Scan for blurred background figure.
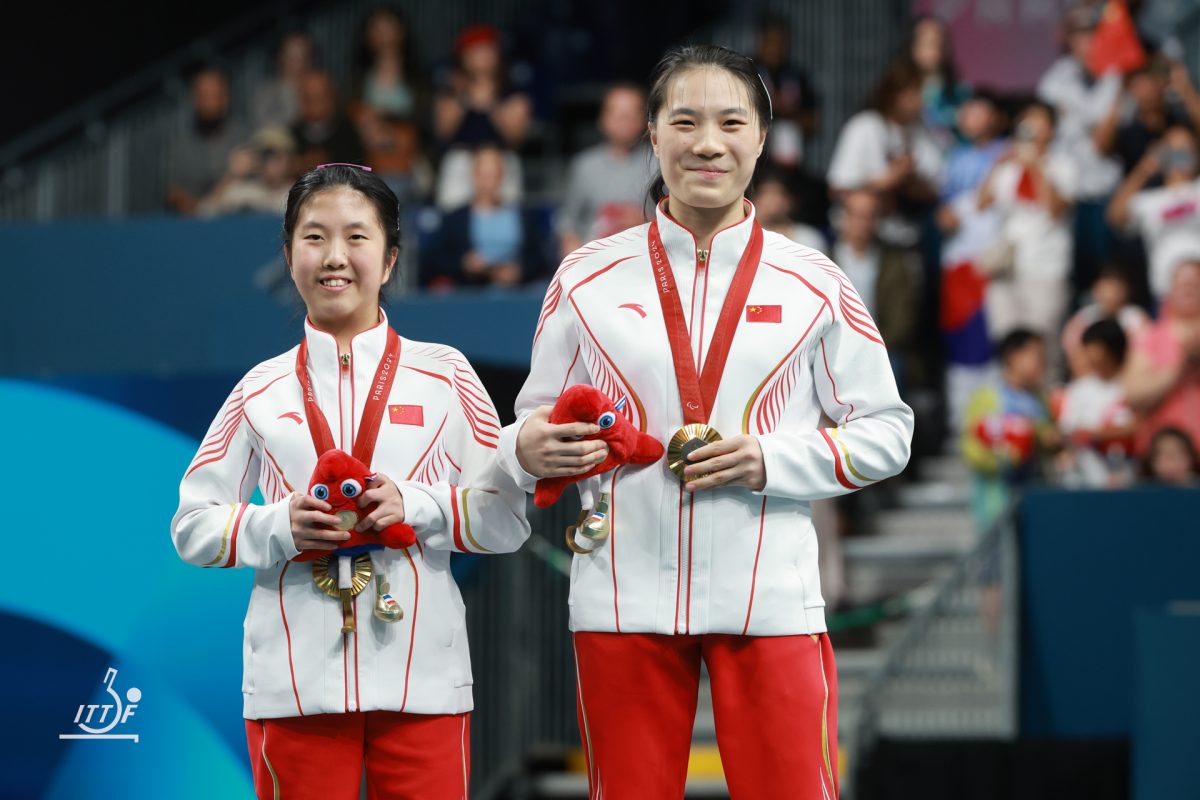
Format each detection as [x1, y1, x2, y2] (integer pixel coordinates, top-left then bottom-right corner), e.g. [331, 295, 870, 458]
[291, 69, 367, 172]
[196, 126, 297, 217]
[1095, 53, 1200, 176]
[1122, 258, 1200, 459]
[938, 90, 1007, 428]
[1060, 264, 1149, 379]
[751, 169, 827, 252]
[1056, 318, 1137, 488]
[252, 31, 315, 131]
[1140, 426, 1200, 486]
[828, 57, 943, 249]
[555, 83, 655, 258]
[753, 12, 820, 171]
[907, 15, 970, 148]
[355, 6, 424, 120]
[831, 189, 919, 381]
[423, 144, 544, 289]
[167, 67, 249, 215]
[433, 24, 530, 210]
[1107, 124, 1200, 303]
[978, 101, 1075, 349]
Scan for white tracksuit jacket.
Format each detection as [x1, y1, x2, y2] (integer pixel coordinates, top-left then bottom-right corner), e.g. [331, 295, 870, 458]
[172, 314, 529, 719]
[498, 202, 913, 636]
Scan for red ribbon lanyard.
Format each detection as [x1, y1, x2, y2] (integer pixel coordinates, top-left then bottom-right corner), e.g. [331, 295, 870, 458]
[295, 327, 402, 466]
[647, 217, 764, 425]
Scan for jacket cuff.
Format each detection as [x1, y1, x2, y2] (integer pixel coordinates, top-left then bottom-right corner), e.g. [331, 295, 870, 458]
[498, 413, 540, 493]
[396, 482, 446, 534]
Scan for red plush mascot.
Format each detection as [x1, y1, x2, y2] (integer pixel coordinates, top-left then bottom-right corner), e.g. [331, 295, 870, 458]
[294, 449, 417, 562]
[533, 385, 665, 507]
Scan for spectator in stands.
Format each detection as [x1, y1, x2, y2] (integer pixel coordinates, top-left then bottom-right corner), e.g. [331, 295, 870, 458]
[167, 67, 250, 215]
[830, 189, 919, 368]
[423, 145, 544, 288]
[751, 170, 827, 252]
[433, 24, 531, 210]
[358, 107, 428, 205]
[1057, 319, 1137, 488]
[291, 70, 367, 173]
[937, 90, 1008, 428]
[1123, 258, 1200, 458]
[1107, 124, 1200, 303]
[962, 329, 1059, 528]
[753, 13, 820, 170]
[196, 127, 297, 217]
[252, 31, 315, 131]
[1037, 4, 1123, 297]
[355, 7, 423, 120]
[827, 57, 942, 248]
[907, 15, 970, 147]
[556, 83, 655, 258]
[1061, 264, 1149, 378]
[977, 101, 1075, 345]
[1095, 54, 1200, 176]
[1140, 426, 1200, 486]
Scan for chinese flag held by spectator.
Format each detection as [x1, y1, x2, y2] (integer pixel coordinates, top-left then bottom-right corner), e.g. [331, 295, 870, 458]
[1088, 0, 1146, 76]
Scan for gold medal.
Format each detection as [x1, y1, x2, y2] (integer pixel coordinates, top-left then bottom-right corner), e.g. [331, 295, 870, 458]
[667, 424, 722, 481]
[373, 575, 404, 623]
[312, 554, 373, 598]
[334, 510, 358, 531]
[564, 493, 614, 555]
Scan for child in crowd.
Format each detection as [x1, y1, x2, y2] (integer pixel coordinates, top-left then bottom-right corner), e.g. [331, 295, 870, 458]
[1060, 264, 1149, 378]
[962, 329, 1059, 532]
[1141, 426, 1200, 487]
[1056, 319, 1137, 488]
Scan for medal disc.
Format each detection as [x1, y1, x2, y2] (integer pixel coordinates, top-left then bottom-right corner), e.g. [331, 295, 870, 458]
[312, 554, 373, 598]
[667, 424, 722, 481]
[334, 510, 358, 531]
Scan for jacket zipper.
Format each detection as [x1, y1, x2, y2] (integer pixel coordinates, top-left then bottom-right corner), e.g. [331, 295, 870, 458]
[338, 348, 357, 711]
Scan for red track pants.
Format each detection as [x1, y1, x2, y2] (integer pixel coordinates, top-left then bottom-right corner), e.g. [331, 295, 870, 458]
[573, 632, 838, 800]
[245, 711, 470, 800]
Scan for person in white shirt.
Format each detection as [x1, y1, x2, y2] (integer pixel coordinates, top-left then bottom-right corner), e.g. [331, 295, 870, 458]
[1057, 319, 1137, 488]
[1107, 124, 1200, 302]
[978, 100, 1076, 343]
[499, 45, 913, 800]
[827, 57, 943, 248]
[172, 164, 529, 800]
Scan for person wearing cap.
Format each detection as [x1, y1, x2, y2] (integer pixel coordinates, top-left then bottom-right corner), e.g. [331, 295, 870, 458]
[198, 127, 300, 217]
[432, 24, 531, 210]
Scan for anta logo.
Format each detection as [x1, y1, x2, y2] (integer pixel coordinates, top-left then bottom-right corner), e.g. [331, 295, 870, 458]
[618, 303, 647, 318]
[278, 411, 303, 424]
[60, 668, 142, 743]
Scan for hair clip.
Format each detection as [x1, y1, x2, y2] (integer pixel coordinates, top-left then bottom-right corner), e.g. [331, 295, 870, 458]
[316, 162, 373, 172]
[755, 70, 775, 122]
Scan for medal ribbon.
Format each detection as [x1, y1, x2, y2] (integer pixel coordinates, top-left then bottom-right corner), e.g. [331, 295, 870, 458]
[295, 326, 402, 466]
[647, 215, 764, 425]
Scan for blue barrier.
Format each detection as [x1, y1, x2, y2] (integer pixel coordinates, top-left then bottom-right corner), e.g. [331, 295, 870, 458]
[0, 214, 546, 377]
[1019, 487, 1200, 738]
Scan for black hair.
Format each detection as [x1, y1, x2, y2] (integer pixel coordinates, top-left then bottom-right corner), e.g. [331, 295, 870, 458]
[643, 44, 773, 214]
[995, 327, 1044, 362]
[282, 165, 401, 296]
[355, 7, 421, 99]
[1141, 426, 1200, 480]
[1018, 98, 1057, 129]
[867, 57, 924, 116]
[1096, 262, 1132, 284]
[1081, 318, 1128, 365]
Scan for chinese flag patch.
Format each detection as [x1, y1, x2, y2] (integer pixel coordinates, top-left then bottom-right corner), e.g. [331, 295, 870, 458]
[389, 404, 424, 426]
[745, 304, 782, 323]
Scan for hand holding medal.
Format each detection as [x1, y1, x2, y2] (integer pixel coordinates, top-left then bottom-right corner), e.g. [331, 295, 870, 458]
[678, 433, 767, 493]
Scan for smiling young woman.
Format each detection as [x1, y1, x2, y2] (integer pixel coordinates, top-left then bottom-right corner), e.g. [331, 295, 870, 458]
[172, 164, 530, 800]
[499, 46, 914, 799]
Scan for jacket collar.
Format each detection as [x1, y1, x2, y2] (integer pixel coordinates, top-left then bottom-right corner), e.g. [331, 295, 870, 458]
[654, 198, 758, 279]
[302, 309, 391, 374]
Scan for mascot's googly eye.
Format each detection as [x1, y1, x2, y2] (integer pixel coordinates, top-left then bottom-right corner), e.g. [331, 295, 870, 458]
[597, 411, 617, 429]
[312, 484, 330, 501]
[340, 479, 363, 498]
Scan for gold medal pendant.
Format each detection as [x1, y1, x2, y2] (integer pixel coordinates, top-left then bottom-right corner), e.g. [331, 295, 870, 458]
[373, 575, 404, 623]
[667, 424, 722, 481]
[312, 554, 373, 632]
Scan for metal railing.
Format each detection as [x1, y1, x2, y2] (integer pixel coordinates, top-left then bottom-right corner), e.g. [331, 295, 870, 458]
[843, 497, 1021, 799]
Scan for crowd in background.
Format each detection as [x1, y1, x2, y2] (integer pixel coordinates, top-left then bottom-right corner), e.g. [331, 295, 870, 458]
[164, 3, 1200, 522]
